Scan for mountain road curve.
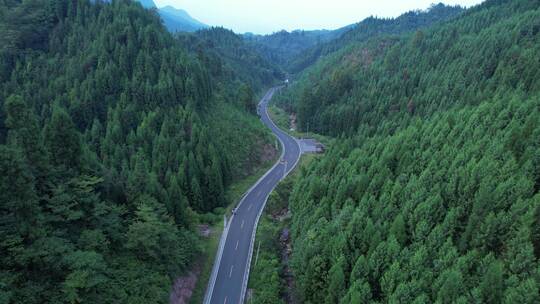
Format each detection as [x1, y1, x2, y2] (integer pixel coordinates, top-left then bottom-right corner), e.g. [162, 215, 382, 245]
[204, 87, 301, 304]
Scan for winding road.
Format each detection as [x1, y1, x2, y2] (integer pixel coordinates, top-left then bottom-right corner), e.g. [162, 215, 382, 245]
[204, 87, 301, 304]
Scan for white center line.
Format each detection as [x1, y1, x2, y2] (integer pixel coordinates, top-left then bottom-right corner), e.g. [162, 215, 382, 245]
[241, 220, 245, 229]
[247, 204, 252, 211]
[223, 296, 227, 304]
[235, 240, 239, 250]
[229, 265, 234, 278]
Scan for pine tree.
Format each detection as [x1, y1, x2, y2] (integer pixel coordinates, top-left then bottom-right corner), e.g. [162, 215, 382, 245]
[43, 105, 82, 173]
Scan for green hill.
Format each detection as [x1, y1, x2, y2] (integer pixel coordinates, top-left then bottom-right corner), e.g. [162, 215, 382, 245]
[0, 0, 277, 302]
[287, 3, 464, 74]
[244, 27, 350, 69]
[268, 0, 540, 303]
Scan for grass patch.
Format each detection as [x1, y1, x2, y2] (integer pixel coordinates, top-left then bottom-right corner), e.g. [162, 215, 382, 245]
[189, 223, 223, 304]
[267, 105, 291, 133]
[267, 106, 332, 146]
[224, 157, 279, 216]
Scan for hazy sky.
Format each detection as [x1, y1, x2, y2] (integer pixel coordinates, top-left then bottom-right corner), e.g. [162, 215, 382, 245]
[154, 0, 484, 34]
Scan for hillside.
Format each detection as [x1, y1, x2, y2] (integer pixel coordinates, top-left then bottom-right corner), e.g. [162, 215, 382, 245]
[178, 27, 284, 91]
[286, 3, 464, 74]
[244, 27, 350, 70]
[0, 0, 276, 302]
[278, 0, 539, 136]
[266, 0, 540, 303]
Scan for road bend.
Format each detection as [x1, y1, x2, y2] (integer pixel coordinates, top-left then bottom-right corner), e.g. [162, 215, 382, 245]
[204, 87, 301, 304]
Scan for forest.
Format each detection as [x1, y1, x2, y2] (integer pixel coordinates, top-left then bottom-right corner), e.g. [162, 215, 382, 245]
[0, 0, 280, 302]
[284, 3, 464, 75]
[1, 0, 540, 303]
[244, 29, 347, 71]
[267, 0, 540, 303]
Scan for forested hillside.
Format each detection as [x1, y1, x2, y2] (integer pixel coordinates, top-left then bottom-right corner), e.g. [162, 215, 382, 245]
[273, 0, 540, 303]
[244, 28, 349, 70]
[178, 27, 284, 94]
[0, 0, 277, 302]
[279, 0, 540, 136]
[285, 3, 464, 74]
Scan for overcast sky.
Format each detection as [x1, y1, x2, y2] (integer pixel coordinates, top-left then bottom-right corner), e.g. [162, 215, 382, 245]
[154, 0, 484, 34]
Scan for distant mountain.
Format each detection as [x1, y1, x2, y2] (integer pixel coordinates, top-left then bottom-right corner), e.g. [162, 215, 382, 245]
[133, 1, 207, 32]
[136, 0, 156, 9]
[158, 5, 208, 32]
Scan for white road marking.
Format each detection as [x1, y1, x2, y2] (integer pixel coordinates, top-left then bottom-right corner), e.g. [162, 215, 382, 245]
[241, 220, 245, 229]
[223, 296, 227, 304]
[229, 265, 234, 278]
[247, 204, 252, 211]
[235, 240, 239, 251]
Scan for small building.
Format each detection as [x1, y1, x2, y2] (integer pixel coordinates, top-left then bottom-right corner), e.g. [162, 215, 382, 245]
[299, 138, 325, 154]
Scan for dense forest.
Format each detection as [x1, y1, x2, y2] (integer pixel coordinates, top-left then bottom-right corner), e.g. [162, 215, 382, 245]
[270, 0, 540, 303]
[283, 3, 464, 75]
[0, 0, 279, 302]
[178, 27, 284, 93]
[277, 0, 540, 136]
[2, 0, 540, 303]
[244, 28, 349, 70]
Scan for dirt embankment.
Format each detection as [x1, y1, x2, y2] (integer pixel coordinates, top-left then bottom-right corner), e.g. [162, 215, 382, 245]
[261, 142, 279, 164]
[170, 270, 200, 304]
[271, 208, 297, 304]
[169, 225, 212, 304]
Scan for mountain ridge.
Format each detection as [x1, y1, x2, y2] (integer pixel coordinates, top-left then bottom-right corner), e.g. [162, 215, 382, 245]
[158, 5, 208, 32]
[132, 0, 208, 32]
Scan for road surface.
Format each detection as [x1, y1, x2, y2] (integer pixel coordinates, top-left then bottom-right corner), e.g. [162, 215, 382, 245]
[204, 87, 301, 304]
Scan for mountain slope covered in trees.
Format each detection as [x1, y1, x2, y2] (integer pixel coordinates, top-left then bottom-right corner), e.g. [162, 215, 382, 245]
[244, 28, 350, 70]
[270, 0, 540, 303]
[0, 0, 278, 302]
[283, 3, 464, 74]
[178, 27, 284, 94]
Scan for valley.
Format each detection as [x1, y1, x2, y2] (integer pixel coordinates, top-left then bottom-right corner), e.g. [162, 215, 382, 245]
[0, 1, 539, 304]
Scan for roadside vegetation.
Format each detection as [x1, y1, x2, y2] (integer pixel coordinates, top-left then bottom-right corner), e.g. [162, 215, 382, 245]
[248, 155, 318, 303]
[267, 104, 331, 147]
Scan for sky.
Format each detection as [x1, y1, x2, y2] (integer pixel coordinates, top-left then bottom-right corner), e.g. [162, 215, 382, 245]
[154, 0, 484, 34]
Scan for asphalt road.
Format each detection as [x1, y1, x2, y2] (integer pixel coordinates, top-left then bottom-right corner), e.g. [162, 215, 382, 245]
[205, 87, 301, 304]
